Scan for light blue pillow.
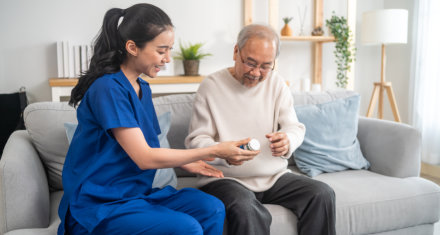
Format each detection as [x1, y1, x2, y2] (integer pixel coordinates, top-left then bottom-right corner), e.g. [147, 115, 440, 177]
[293, 95, 370, 177]
[152, 112, 177, 189]
[64, 122, 77, 144]
[63, 111, 176, 189]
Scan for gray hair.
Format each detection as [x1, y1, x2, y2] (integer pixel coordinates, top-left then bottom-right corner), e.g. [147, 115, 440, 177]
[236, 24, 280, 58]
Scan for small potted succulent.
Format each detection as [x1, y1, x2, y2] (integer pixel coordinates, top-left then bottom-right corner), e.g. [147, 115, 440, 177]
[174, 41, 212, 76]
[281, 17, 293, 36]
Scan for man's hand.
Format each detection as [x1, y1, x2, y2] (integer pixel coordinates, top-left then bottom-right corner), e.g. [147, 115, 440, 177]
[180, 160, 224, 178]
[266, 132, 290, 157]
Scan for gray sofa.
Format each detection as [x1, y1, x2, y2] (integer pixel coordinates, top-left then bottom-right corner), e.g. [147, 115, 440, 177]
[1, 91, 439, 235]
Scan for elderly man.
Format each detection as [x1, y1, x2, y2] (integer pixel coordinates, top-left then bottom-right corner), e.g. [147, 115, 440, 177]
[185, 24, 336, 235]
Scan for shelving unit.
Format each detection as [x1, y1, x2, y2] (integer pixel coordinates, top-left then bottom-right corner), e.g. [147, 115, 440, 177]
[49, 75, 205, 102]
[280, 36, 334, 42]
[244, 0, 354, 87]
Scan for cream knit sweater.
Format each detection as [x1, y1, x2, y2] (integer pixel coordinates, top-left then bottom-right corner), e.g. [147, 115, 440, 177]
[185, 68, 305, 192]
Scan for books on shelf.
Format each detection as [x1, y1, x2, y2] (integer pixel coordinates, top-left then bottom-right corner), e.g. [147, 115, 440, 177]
[56, 41, 92, 78]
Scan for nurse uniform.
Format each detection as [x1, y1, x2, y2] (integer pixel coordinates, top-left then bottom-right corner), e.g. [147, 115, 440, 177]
[57, 70, 225, 235]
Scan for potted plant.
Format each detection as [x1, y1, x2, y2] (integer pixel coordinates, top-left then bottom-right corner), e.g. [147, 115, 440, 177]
[174, 41, 212, 76]
[281, 17, 293, 36]
[325, 13, 356, 88]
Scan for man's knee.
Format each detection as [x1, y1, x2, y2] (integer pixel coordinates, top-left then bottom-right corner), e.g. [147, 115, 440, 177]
[310, 181, 335, 204]
[229, 197, 271, 222]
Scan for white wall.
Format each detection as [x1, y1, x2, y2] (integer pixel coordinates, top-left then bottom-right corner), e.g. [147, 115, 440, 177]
[355, 0, 414, 123]
[0, 0, 243, 102]
[0, 0, 415, 124]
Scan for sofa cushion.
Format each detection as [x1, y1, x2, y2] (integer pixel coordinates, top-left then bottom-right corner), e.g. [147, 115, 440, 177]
[292, 90, 358, 106]
[293, 95, 370, 177]
[153, 94, 196, 150]
[153, 94, 197, 177]
[24, 102, 76, 191]
[315, 170, 440, 235]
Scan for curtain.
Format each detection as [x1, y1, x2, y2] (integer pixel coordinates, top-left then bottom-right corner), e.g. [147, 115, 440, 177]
[410, 0, 440, 165]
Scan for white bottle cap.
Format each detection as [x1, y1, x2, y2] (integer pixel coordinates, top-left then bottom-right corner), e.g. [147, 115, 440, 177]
[248, 139, 260, 151]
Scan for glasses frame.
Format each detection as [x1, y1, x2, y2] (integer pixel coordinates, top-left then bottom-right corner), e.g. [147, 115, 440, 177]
[238, 49, 275, 74]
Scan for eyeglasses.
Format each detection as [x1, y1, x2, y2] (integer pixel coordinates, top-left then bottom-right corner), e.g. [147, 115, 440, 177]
[238, 49, 275, 73]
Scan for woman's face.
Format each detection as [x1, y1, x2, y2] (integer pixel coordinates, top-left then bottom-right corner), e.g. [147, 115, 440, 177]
[135, 28, 174, 78]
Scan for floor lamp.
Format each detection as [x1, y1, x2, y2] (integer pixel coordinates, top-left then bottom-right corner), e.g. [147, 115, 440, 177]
[361, 9, 408, 122]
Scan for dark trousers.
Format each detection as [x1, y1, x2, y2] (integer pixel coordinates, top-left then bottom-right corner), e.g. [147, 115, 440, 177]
[200, 173, 336, 235]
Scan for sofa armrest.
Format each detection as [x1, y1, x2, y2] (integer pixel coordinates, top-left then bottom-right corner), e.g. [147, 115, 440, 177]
[0, 131, 50, 234]
[357, 117, 421, 178]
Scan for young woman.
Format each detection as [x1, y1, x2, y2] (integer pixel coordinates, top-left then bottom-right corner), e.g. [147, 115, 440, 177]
[58, 4, 258, 235]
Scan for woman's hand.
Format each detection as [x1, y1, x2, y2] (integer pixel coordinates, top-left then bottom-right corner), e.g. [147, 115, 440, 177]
[214, 138, 260, 165]
[180, 160, 224, 178]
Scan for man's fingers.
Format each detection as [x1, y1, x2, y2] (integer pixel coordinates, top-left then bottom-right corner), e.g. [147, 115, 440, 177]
[267, 132, 286, 142]
[270, 139, 288, 148]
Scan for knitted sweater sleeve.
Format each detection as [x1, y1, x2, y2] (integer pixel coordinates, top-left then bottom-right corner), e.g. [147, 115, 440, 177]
[184, 79, 230, 167]
[275, 79, 306, 159]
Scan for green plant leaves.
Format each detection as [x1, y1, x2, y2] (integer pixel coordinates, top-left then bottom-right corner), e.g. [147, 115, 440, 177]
[326, 12, 356, 88]
[174, 41, 212, 61]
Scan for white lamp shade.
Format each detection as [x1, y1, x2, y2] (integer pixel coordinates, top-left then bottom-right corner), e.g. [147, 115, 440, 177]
[361, 9, 408, 45]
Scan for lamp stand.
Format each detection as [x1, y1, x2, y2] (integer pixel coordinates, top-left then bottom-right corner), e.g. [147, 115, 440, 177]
[366, 44, 401, 122]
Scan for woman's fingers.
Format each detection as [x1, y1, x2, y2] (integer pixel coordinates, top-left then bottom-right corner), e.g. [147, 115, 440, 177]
[234, 138, 251, 147]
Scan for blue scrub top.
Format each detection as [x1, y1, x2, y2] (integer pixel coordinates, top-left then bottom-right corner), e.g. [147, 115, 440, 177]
[58, 70, 165, 234]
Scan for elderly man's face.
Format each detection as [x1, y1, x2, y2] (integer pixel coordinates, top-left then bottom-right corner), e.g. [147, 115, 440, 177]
[233, 38, 276, 88]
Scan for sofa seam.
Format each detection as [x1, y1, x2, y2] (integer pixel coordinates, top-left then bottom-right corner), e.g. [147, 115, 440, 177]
[368, 222, 437, 235]
[338, 191, 440, 209]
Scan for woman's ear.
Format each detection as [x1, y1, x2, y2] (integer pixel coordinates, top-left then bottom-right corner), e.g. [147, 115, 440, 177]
[126, 40, 138, 57]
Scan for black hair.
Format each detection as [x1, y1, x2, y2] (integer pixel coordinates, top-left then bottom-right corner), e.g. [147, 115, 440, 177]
[69, 3, 173, 107]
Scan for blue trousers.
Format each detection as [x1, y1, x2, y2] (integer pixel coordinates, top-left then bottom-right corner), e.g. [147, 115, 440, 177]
[66, 187, 225, 235]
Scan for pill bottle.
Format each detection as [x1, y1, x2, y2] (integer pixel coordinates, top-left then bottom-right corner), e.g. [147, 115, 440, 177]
[240, 138, 260, 151]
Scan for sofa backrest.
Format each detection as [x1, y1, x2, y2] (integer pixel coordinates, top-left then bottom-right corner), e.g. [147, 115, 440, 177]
[23, 90, 358, 189]
[24, 102, 76, 191]
[152, 90, 359, 152]
[153, 94, 196, 150]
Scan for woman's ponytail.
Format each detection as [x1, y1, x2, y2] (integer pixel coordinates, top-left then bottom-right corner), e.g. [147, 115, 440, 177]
[69, 4, 173, 107]
[69, 8, 125, 107]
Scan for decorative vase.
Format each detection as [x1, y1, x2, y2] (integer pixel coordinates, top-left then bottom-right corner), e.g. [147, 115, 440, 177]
[183, 60, 200, 76]
[281, 23, 293, 36]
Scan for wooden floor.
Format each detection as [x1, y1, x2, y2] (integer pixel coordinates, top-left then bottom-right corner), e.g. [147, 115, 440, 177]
[421, 162, 440, 186]
[421, 174, 440, 185]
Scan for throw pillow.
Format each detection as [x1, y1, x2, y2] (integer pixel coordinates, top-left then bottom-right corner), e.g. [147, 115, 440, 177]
[63, 111, 177, 188]
[293, 95, 370, 177]
[152, 112, 177, 189]
[64, 122, 77, 144]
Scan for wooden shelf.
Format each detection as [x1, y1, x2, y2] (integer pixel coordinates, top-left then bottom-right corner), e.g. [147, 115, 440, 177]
[49, 75, 205, 87]
[280, 36, 335, 42]
[244, 0, 333, 85]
